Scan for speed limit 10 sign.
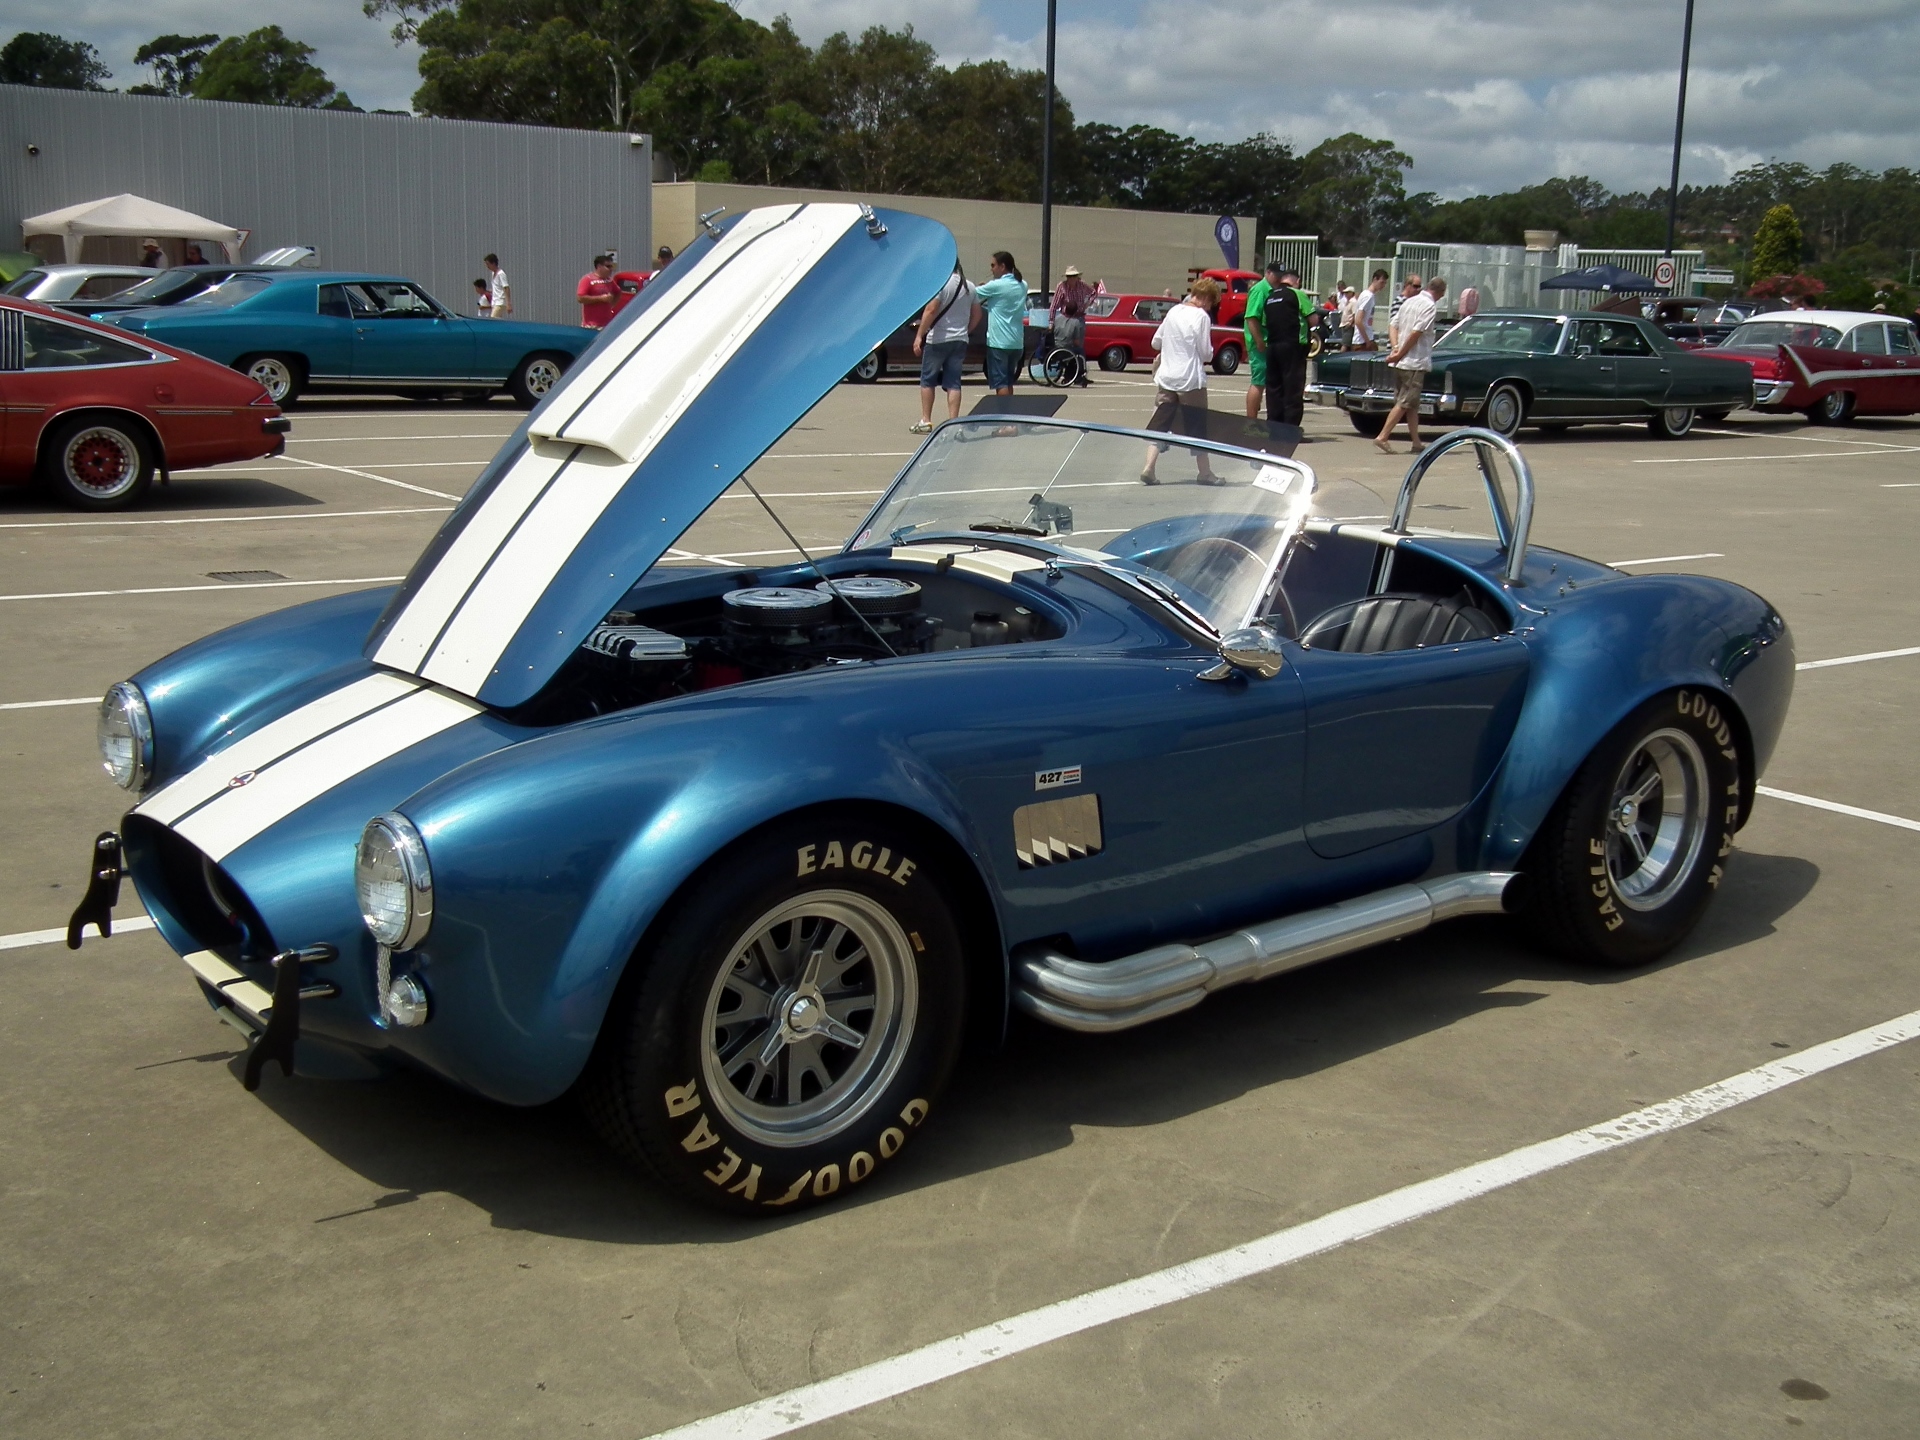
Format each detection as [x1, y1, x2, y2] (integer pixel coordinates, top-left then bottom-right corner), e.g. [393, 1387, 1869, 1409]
[1654, 258, 1677, 288]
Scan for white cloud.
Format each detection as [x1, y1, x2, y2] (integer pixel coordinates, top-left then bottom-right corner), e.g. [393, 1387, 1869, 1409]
[12, 0, 1916, 193]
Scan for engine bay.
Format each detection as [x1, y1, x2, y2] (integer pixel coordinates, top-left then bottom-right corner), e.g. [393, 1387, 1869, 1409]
[513, 565, 1064, 724]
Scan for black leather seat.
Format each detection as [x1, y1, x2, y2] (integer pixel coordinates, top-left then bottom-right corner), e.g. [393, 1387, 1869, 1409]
[1299, 590, 1498, 653]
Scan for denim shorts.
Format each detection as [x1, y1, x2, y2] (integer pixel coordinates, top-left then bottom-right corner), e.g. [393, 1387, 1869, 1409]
[919, 339, 966, 391]
[984, 346, 1021, 390]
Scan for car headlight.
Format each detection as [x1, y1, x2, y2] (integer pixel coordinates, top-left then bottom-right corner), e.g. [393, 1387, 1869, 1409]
[97, 681, 154, 791]
[355, 812, 433, 951]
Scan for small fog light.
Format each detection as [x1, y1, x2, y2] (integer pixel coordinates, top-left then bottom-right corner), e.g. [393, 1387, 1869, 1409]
[384, 974, 430, 1028]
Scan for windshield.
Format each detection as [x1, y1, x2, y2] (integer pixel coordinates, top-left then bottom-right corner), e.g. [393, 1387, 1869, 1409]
[1727, 319, 1842, 349]
[1435, 316, 1565, 354]
[114, 269, 218, 304]
[850, 417, 1380, 631]
[177, 275, 274, 309]
[2, 269, 48, 297]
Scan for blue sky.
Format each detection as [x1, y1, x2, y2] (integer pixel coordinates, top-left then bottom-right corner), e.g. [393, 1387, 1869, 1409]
[11, 1, 1918, 199]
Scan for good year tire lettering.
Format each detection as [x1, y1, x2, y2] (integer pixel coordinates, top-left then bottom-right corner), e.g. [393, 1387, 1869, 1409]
[664, 1083, 931, 1207]
[796, 840, 917, 886]
[1677, 689, 1739, 759]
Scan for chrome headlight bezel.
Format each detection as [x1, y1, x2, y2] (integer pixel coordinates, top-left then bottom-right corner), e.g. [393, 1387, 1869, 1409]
[354, 811, 434, 952]
[97, 681, 154, 791]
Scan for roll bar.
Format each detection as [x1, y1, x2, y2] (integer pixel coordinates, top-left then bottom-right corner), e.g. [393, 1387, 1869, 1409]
[1387, 427, 1535, 586]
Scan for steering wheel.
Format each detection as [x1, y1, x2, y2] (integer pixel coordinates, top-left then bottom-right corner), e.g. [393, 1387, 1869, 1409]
[1159, 537, 1269, 630]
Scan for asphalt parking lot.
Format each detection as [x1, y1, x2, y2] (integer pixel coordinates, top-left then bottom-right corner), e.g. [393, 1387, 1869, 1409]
[3, 373, 1918, 1438]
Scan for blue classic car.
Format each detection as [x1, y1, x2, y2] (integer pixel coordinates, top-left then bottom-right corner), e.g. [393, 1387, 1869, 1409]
[70, 206, 1794, 1214]
[103, 270, 596, 406]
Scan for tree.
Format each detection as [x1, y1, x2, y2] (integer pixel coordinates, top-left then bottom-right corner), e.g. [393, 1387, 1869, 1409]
[190, 27, 357, 108]
[0, 31, 111, 89]
[129, 34, 220, 97]
[1748, 203, 1804, 281]
[1298, 133, 1412, 251]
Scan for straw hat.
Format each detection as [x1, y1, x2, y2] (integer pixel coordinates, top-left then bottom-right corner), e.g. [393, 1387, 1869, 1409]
[1063, 265, 1081, 276]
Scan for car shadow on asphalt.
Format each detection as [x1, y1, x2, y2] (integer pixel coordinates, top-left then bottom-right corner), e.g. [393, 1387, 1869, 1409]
[0, 477, 323, 516]
[236, 847, 1818, 1242]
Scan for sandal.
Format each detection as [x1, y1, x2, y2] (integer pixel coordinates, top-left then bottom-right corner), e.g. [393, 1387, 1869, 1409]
[1139, 471, 1159, 485]
[909, 420, 933, 434]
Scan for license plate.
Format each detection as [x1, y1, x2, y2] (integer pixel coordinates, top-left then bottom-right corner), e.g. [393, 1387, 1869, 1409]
[1418, 400, 1436, 416]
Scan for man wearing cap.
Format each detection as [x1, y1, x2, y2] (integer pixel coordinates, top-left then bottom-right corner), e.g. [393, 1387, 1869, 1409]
[1049, 265, 1094, 385]
[1262, 266, 1315, 426]
[139, 239, 165, 268]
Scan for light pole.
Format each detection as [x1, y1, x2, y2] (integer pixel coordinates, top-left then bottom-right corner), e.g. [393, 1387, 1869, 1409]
[1664, 0, 1696, 257]
[1039, 0, 1057, 299]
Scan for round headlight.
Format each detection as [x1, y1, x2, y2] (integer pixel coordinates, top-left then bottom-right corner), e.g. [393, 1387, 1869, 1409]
[97, 681, 153, 791]
[354, 812, 433, 951]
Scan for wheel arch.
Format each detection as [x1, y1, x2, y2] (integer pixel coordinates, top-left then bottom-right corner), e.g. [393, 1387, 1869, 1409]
[34, 405, 165, 476]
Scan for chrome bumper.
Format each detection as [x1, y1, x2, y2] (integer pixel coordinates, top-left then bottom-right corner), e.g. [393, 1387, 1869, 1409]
[1013, 872, 1520, 1033]
[1752, 380, 1792, 406]
[182, 949, 275, 1030]
[1313, 385, 1476, 419]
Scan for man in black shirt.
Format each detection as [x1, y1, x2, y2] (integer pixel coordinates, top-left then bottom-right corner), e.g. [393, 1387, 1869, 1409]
[1263, 267, 1311, 426]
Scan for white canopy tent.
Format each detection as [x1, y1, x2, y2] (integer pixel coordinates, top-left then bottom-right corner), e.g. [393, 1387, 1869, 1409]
[21, 193, 247, 264]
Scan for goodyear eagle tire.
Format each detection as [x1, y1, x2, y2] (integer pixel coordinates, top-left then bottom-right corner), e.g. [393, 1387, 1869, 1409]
[583, 817, 966, 1214]
[1523, 689, 1743, 968]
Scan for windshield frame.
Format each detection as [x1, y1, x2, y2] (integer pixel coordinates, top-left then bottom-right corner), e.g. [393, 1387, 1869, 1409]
[846, 413, 1325, 637]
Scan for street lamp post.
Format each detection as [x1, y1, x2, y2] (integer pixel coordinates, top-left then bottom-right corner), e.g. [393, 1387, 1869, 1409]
[1664, 0, 1696, 257]
[1039, 0, 1057, 299]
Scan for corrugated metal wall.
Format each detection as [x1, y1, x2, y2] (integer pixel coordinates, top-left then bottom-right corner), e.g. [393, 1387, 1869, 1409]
[0, 86, 651, 326]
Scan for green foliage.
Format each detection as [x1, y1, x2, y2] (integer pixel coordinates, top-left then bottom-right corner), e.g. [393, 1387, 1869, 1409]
[129, 34, 219, 97]
[0, 31, 111, 89]
[192, 27, 357, 109]
[1298, 134, 1413, 251]
[1748, 203, 1803, 279]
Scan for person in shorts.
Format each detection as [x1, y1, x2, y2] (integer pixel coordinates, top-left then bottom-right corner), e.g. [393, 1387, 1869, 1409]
[910, 264, 979, 433]
[974, 251, 1028, 397]
[1242, 263, 1277, 418]
[1140, 277, 1221, 485]
[1376, 277, 1445, 453]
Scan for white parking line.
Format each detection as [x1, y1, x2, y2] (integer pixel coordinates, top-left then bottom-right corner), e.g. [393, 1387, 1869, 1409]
[1697, 428, 1917, 450]
[0, 506, 451, 530]
[1636, 447, 1920, 465]
[0, 696, 95, 711]
[643, 1005, 1920, 1440]
[285, 433, 515, 444]
[1608, 552, 1724, 567]
[0, 915, 154, 951]
[0, 576, 403, 603]
[275, 455, 462, 501]
[1798, 645, 1920, 670]
[1756, 785, 1920, 833]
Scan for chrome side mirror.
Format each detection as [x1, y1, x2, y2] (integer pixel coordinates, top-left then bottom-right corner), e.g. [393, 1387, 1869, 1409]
[1199, 625, 1287, 681]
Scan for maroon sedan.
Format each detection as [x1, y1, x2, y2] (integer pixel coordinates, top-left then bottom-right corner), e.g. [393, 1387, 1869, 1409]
[0, 296, 289, 510]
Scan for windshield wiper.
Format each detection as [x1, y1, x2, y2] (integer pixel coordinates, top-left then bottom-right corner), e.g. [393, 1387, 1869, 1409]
[970, 521, 1047, 536]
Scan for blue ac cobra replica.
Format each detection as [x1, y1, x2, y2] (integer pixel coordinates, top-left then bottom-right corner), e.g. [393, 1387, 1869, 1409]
[71, 205, 1794, 1214]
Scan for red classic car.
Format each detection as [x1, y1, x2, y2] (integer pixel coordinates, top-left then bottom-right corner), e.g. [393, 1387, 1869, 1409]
[0, 297, 288, 510]
[1714, 310, 1920, 423]
[1085, 294, 1247, 376]
[1196, 268, 1263, 328]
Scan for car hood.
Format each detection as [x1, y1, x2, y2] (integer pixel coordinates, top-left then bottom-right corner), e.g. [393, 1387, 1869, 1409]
[361, 203, 956, 709]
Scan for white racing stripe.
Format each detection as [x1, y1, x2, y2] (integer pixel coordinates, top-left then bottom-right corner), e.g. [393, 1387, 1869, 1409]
[1, 916, 155, 951]
[137, 672, 423, 826]
[643, 1006, 1920, 1440]
[1756, 785, 1920, 833]
[377, 203, 866, 698]
[176, 684, 481, 860]
[372, 440, 576, 670]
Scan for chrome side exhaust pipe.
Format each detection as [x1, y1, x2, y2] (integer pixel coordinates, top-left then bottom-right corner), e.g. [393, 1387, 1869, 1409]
[1012, 872, 1520, 1033]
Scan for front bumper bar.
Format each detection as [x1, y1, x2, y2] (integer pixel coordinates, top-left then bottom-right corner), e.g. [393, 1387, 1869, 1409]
[1310, 384, 1476, 420]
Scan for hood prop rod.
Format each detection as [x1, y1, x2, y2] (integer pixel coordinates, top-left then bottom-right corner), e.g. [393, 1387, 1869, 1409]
[736, 475, 897, 658]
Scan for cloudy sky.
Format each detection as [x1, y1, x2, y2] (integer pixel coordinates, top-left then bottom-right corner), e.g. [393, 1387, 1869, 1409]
[13, 0, 1918, 198]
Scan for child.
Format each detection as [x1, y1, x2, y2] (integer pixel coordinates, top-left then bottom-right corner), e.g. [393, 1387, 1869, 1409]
[473, 279, 491, 319]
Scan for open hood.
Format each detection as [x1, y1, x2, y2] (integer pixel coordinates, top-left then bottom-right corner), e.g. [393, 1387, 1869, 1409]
[363, 204, 957, 708]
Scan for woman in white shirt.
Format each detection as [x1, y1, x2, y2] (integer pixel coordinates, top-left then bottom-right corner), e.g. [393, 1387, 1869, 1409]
[1141, 278, 1220, 484]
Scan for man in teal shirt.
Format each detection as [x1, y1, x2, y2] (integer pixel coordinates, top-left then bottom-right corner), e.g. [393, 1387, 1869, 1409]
[1241, 270, 1273, 418]
[975, 251, 1029, 396]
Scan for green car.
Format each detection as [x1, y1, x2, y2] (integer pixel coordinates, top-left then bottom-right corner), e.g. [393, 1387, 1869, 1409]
[1311, 312, 1755, 439]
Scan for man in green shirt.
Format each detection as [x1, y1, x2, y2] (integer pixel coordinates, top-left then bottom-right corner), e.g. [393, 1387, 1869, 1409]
[1242, 269, 1274, 418]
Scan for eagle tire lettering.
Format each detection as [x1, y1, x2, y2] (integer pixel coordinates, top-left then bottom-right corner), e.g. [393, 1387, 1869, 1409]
[1532, 689, 1744, 967]
[797, 839, 918, 886]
